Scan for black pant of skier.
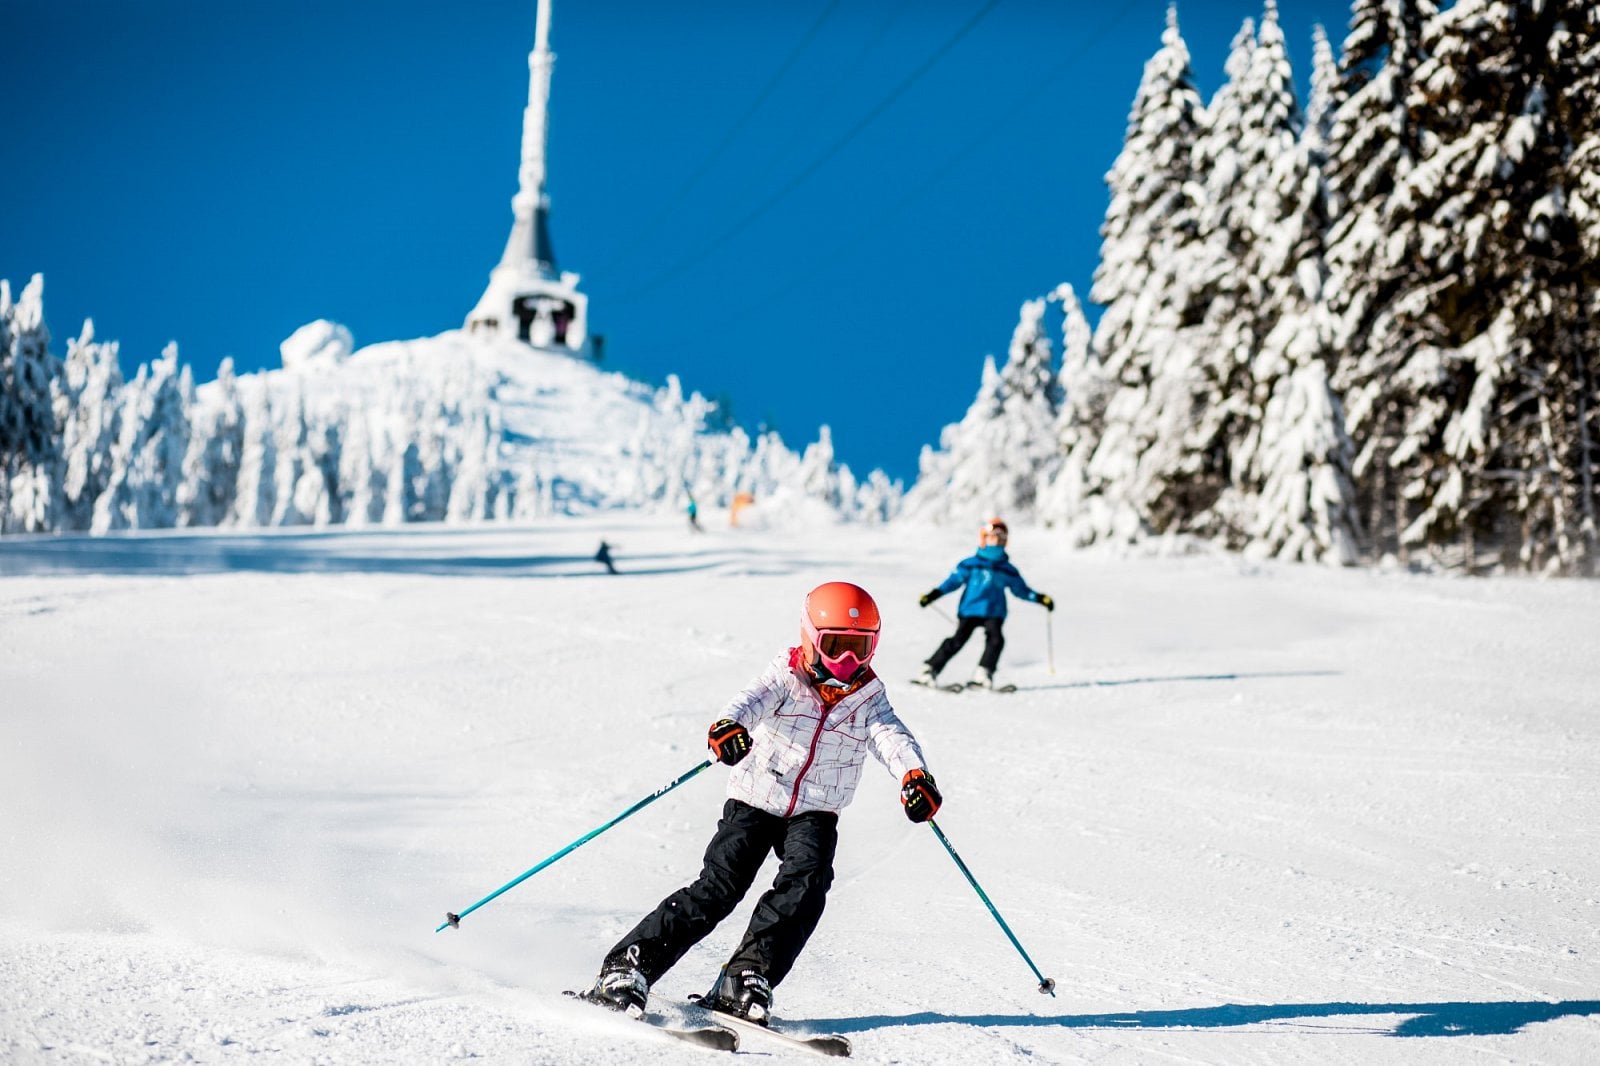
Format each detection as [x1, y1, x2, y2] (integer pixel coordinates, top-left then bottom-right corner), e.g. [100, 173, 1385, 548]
[599, 799, 837, 1006]
[925, 616, 1006, 678]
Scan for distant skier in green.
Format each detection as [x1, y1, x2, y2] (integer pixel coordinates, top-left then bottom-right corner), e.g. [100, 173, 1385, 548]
[914, 517, 1053, 690]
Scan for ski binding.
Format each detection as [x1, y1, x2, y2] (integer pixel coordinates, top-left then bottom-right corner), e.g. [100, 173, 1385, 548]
[565, 989, 738, 1051]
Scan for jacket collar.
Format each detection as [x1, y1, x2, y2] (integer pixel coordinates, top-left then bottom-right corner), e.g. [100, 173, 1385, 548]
[786, 646, 882, 709]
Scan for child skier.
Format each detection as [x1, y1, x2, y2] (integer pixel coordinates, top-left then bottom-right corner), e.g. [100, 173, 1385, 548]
[915, 517, 1053, 689]
[584, 581, 942, 1023]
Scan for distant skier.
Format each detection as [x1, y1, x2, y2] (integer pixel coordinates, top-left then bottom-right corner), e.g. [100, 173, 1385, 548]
[687, 494, 704, 533]
[915, 518, 1053, 690]
[594, 540, 618, 575]
[583, 581, 941, 1023]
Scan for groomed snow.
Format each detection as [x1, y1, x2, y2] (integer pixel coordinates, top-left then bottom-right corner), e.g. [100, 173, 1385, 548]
[3, 517, 1598, 1064]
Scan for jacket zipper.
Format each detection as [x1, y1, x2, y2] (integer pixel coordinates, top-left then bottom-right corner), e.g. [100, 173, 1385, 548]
[783, 704, 832, 818]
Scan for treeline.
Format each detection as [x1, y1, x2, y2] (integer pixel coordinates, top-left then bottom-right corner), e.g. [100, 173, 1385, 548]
[910, 0, 1599, 575]
[0, 282, 897, 535]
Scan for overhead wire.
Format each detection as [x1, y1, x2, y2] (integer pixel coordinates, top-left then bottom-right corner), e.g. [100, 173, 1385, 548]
[610, 0, 1006, 305]
[660, 1, 1142, 335]
[738, 0, 914, 196]
[591, 0, 844, 277]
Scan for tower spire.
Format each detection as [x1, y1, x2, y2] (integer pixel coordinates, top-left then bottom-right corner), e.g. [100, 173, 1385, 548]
[503, 0, 557, 275]
[466, 0, 591, 354]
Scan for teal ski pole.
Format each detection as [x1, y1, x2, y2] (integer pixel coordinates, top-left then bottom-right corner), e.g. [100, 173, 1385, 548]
[929, 819, 1056, 996]
[437, 759, 715, 933]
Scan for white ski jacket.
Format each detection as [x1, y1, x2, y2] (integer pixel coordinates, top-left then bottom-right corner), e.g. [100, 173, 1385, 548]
[721, 647, 930, 818]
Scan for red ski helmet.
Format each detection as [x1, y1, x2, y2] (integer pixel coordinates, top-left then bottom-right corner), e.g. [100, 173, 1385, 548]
[980, 517, 1009, 545]
[800, 581, 881, 682]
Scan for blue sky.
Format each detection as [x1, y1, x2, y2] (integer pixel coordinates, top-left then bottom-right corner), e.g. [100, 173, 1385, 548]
[4, 0, 1346, 484]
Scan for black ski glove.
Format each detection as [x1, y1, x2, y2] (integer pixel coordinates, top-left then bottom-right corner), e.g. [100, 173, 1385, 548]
[1038, 593, 1055, 611]
[708, 719, 752, 766]
[900, 768, 942, 823]
[918, 589, 943, 608]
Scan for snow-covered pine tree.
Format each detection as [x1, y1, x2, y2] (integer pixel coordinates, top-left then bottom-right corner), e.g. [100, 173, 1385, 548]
[1037, 283, 1104, 531]
[92, 343, 193, 532]
[1381, 0, 1600, 572]
[1324, 0, 1436, 559]
[177, 357, 245, 527]
[1231, 11, 1360, 564]
[1304, 24, 1339, 165]
[230, 382, 277, 528]
[1093, 16, 1261, 546]
[270, 390, 314, 526]
[1064, 9, 1212, 548]
[268, 389, 345, 526]
[446, 406, 499, 523]
[1180, 5, 1314, 547]
[1576, 17, 1600, 266]
[1571, 5, 1600, 564]
[337, 406, 381, 526]
[902, 297, 1059, 523]
[0, 275, 63, 533]
[54, 321, 125, 531]
[1090, 5, 1208, 394]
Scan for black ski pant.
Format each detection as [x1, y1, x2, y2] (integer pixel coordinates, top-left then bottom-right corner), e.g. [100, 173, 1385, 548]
[606, 798, 838, 988]
[927, 615, 1006, 674]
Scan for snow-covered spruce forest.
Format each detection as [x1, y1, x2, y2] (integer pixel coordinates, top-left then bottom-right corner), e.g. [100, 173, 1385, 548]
[5, 0, 1600, 575]
[0, 295, 897, 536]
[910, 0, 1600, 576]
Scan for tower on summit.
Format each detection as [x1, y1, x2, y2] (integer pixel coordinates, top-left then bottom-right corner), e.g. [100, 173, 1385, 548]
[466, 0, 594, 356]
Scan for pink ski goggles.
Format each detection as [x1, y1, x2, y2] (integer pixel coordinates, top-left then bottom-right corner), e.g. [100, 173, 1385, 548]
[805, 625, 878, 680]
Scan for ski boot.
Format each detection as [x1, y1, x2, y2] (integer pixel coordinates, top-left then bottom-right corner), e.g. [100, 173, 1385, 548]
[709, 967, 773, 1025]
[968, 665, 995, 690]
[913, 663, 939, 687]
[588, 947, 650, 1016]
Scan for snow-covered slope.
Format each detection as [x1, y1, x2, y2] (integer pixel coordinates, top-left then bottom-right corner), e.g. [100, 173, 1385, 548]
[3, 520, 1598, 1063]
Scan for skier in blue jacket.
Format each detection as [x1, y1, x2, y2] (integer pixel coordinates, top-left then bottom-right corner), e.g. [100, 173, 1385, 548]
[914, 518, 1053, 689]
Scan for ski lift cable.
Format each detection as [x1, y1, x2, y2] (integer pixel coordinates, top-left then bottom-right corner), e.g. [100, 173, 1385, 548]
[591, 0, 845, 277]
[679, 1, 1142, 334]
[611, 0, 1005, 306]
[738, 0, 915, 197]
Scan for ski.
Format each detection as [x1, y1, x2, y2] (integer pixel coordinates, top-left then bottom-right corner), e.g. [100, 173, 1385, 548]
[688, 994, 852, 1058]
[564, 990, 739, 1052]
[922, 681, 1019, 694]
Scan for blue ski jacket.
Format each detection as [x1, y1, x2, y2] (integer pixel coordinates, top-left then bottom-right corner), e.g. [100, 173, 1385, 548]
[934, 546, 1043, 619]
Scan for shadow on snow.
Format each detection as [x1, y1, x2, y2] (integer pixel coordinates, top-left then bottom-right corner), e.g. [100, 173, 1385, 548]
[0, 531, 731, 579]
[1027, 669, 1340, 690]
[811, 1000, 1600, 1039]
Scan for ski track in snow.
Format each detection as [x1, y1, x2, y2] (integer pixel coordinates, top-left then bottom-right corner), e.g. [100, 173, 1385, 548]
[3, 517, 1599, 1064]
